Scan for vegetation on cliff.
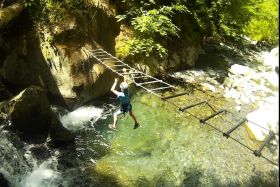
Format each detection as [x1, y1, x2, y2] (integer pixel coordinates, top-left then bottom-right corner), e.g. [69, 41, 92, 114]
[112, 0, 278, 57]
[21, 0, 279, 58]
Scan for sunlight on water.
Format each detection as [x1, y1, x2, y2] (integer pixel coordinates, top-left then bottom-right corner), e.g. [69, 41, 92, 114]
[60, 106, 103, 131]
[94, 91, 278, 186]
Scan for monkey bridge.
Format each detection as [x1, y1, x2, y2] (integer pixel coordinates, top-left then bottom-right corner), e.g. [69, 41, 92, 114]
[82, 47, 279, 167]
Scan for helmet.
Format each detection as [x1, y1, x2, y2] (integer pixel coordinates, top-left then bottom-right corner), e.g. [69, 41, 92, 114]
[120, 82, 128, 91]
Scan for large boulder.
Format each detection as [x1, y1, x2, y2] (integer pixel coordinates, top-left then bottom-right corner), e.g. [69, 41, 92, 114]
[0, 86, 74, 143]
[5, 86, 51, 141]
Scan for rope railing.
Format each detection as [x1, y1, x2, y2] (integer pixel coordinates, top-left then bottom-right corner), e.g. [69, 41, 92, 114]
[82, 47, 279, 167]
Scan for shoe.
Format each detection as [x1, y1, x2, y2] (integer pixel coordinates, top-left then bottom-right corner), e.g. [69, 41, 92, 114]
[133, 122, 141, 129]
[109, 124, 117, 130]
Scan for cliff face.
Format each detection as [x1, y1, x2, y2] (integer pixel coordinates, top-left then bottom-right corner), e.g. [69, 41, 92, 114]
[35, 2, 120, 107]
[0, 0, 202, 108]
[0, 1, 120, 108]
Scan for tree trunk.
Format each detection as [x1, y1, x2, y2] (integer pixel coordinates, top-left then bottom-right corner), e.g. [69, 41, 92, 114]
[0, 1, 25, 28]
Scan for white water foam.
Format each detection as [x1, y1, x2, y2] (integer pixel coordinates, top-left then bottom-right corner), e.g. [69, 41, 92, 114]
[20, 158, 62, 187]
[60, 106, 103, 131]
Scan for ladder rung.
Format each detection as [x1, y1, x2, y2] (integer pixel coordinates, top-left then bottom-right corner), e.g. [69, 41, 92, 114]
[200, 109, 226, 124]
[179, 101, 207, 112]
[161, 92, 189, 100]
[92, 48, 104, 51]
[122, 72, 141, 75]
[132, 75, 150, 79]
[223, 118, 247, 138]
[137, 80, 161, 85]
[92, 53, 108, 56]
[111, 69, 125, 73]
[94, 56, 111, 59]
[92, 52, 107, 55]
[107, 64, 127, 68]
[106, 60, 120, 62]
[254, 132, 275, 157]
[149, 86, 172, 91]
[99, 58, 113, 60]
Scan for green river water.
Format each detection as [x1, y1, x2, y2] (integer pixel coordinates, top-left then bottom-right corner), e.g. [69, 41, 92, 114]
[85, 86, 278, 187]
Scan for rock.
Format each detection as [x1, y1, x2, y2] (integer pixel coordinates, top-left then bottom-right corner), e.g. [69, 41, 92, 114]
[201, 83, 216, 92]
[0, 172, 10, 187]
[0, 2, 25, 28]
[2, 54, 30, 87]
[261, 47, 279, 71]
[229, 64, 252, 75]
[115, 25, 201, 74]
[0, 86, 75, 143]
[0, 80, 12, 101]
[246, 107, 278, 141]
[49, 112, 75, 145]
[0, 86, 52, 142]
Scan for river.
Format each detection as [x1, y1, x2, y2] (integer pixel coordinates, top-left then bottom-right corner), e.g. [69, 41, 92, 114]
[0, 44, 278, 187]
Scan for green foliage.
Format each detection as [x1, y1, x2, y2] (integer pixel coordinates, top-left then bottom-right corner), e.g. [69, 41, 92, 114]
[131, 5, 187, 37]
[117, 0, 277, 58]
[187, 0, 258, 39]
[244, 0, 278, 45]
[27, 0, 87, 24]
[126, 38, 167, 58]
[116, 3, 188, 58]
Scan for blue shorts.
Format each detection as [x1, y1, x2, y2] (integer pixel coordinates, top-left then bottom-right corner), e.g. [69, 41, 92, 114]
[116, 103, 132, 115]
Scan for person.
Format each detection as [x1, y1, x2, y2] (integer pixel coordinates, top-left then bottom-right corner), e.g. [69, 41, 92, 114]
[109, 76, 140, 130]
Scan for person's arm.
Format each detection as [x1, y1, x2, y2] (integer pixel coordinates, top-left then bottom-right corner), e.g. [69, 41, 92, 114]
[122, 68, 129, 83]
[111, 78, 121, 96]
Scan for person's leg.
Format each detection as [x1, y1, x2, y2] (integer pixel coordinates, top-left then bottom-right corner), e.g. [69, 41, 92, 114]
[129, 110, 138, 123]
[109, 110, 121, 129]
[129, 110, 140, 129]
